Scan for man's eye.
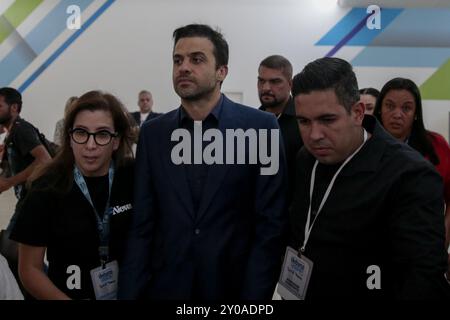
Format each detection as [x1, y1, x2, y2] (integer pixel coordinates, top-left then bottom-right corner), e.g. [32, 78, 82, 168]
[321, 118, 335, 124]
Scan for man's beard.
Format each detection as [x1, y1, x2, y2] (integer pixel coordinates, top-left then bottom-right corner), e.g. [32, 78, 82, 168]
[259, 94, 281, 109]
[175, 81, 217, 101]
[0, 113, 12, 125]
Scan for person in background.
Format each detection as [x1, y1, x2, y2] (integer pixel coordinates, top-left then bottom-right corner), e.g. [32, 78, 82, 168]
[257, 55, 303, 202]
[359, 87, 379, 115]
[53, 96, 78, 147]
[0, 124, 7, 174]
[0, 87, 51, 231]
[130, 90, 161, 127]
[10, 91, 135, 300]
[374, 77, 450, 281]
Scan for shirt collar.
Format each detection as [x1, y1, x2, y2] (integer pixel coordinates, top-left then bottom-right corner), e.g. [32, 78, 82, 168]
[179, 94, 224, 126]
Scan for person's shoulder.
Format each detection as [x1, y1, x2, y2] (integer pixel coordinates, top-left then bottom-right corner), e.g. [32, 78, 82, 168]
[224, 98, 276, 124]
[428, 131, 449, 147]
[383, 138, 436, 173]
[141, 109, 177, 129]
[15, 117, 36, 129]
[29, 172, 59, 193]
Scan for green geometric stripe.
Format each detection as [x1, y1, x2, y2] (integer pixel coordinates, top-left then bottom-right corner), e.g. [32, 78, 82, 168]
[420, 58, 450, 100]
[0, 0, 43, 44]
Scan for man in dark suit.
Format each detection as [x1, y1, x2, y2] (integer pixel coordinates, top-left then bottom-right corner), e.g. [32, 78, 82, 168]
[130, 90, 161, 126]
[118, 24, 287, 300]
[258, 55, 303, 202]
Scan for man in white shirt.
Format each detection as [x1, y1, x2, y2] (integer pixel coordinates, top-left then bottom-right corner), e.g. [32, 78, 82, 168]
[130, 90, 161, 126]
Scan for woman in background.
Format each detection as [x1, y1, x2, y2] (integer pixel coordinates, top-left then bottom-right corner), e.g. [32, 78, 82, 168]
[374, 78, 450, 279]
[53, 96, 78, 146]
[359, 87, 379, 115]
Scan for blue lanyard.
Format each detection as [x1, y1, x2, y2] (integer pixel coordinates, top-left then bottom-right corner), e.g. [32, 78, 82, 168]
[73, 164, 115, 266]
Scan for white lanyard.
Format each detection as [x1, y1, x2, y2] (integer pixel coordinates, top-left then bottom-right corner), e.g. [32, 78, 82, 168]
[301, 129, 368, 253]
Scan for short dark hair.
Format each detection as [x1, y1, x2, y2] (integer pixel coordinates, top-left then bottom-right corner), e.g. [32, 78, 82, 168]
[173, 23, 229, 68]
[374, 77, 439, 165]
[359, 87, 380, 98]
[292, 57, 359, 113]
[0, 87, 22, 113]
[259, 55, 293, 80]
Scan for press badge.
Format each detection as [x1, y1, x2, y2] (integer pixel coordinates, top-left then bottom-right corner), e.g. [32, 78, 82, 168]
[90, 260, 119, 300]
[277, 247, 313, 300]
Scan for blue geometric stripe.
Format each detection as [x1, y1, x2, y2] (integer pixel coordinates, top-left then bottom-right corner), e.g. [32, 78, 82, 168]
[352, 47, 450, 67]
[25, 0, 94, 54]
[370, 9, 450, 47]
[0, 0, 95, 87]
[0, 37, 37, 86]
[325, 13, 368, 57]
[317, 8, 403, 46]
[19, 0, 116, 92]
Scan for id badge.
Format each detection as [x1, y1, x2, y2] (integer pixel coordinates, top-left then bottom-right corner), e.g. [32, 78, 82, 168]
[277, 246, 313, 300]
[90, 260, 119, 300]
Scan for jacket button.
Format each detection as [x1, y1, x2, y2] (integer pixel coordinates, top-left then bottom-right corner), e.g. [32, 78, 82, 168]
[194, 228, 200, 235]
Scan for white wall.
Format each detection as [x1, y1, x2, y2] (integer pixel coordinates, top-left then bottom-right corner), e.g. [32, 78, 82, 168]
[10, 0, 450, 141]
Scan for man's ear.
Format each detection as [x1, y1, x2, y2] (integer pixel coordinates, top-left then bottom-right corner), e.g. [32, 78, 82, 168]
[10, 103, 19, 115]
[217, 65, 228, 82]
[351, 101, 365, 124]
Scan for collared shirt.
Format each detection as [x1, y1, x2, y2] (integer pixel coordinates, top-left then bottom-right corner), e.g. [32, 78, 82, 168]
[178, 95, 224, 215]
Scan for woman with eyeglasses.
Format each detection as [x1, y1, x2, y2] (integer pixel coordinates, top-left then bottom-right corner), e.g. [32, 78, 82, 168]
[374, 78, 450, 280]
[9, 91, 135, 299]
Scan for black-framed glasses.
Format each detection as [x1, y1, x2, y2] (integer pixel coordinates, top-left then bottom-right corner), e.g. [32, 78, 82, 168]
[69, 128, 118, 146]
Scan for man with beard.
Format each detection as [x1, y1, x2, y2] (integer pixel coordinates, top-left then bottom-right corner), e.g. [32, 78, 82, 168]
[119, 24, 287, 300]
[258, 55, 303, 201]
[0, 87, 51, 230]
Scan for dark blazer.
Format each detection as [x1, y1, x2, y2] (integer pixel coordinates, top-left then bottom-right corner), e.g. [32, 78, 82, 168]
[289, 116, 450, 299]
[130, 111, 161, 126]
[119, 95, 287, 300]
[260, 98, 303, 202]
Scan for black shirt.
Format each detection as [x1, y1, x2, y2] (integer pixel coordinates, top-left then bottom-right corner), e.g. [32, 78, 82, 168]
[4, 117, 42, 199]
[260, 98, 303, 202]
[310, 162, 341, 219]
[10, 161, 134, 300]
[179, 96, 223, 215]
[84, 175, 109, 219]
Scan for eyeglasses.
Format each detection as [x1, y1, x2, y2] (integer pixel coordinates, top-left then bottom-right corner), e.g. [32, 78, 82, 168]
[70, 128, 118, 146]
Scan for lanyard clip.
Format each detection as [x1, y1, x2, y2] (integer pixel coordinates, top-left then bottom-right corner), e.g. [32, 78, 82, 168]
[298, 246, 305, 257]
